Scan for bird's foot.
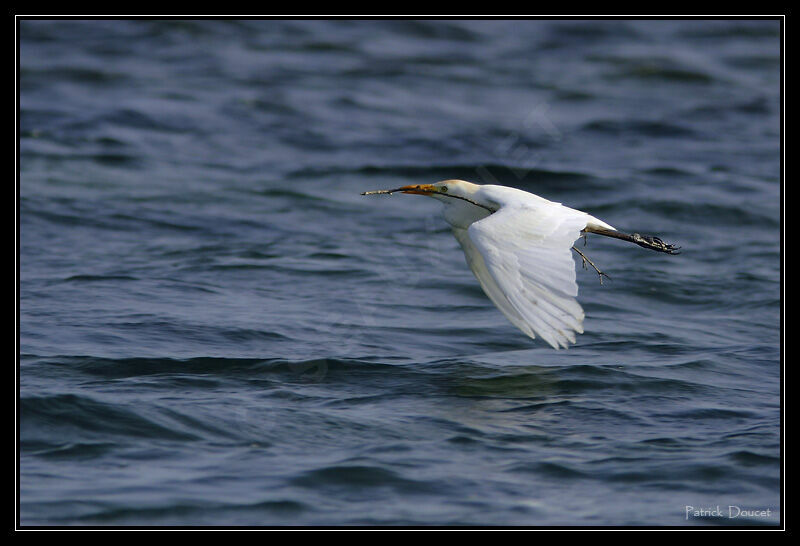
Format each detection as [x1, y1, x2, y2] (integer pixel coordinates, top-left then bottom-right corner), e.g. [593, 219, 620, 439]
[631, 234, 681, 254]
[572, 246, 610, 284]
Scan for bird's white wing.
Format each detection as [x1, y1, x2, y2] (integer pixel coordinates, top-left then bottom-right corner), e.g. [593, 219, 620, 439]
[460, 203, 590, 349]
[453, 228, 538, 340]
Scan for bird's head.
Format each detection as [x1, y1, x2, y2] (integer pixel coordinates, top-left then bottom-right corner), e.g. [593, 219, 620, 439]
[361, 179, 481, 202]
[361, 180, 494, 218]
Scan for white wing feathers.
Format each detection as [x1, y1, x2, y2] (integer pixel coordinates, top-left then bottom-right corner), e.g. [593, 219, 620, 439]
[456, 203, 591, 349]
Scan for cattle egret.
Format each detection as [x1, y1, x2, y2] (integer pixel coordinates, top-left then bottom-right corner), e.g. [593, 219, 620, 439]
[362, 179, 679, 349]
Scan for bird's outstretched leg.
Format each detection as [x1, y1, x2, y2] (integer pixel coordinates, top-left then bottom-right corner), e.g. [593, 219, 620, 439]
[572, 246, 610, 284]
[583, 227, 681, 255]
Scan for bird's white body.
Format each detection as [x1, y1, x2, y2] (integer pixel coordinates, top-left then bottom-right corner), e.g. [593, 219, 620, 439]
[429, 182, 614, 232]
[422, 181, 614, 349]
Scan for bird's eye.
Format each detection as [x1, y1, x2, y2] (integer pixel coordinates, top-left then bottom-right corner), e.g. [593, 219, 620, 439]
[440, 185, 448, 193]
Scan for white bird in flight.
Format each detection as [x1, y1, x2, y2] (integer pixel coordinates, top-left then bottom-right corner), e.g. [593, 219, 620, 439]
[362, 179, 679, 349]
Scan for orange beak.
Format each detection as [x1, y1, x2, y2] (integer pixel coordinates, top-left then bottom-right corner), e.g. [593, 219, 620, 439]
[361, 184, 438, 196]
[397, 184, 438, 195]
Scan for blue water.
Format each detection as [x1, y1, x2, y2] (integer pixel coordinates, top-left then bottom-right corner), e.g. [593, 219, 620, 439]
[19, 19, 781, 526]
